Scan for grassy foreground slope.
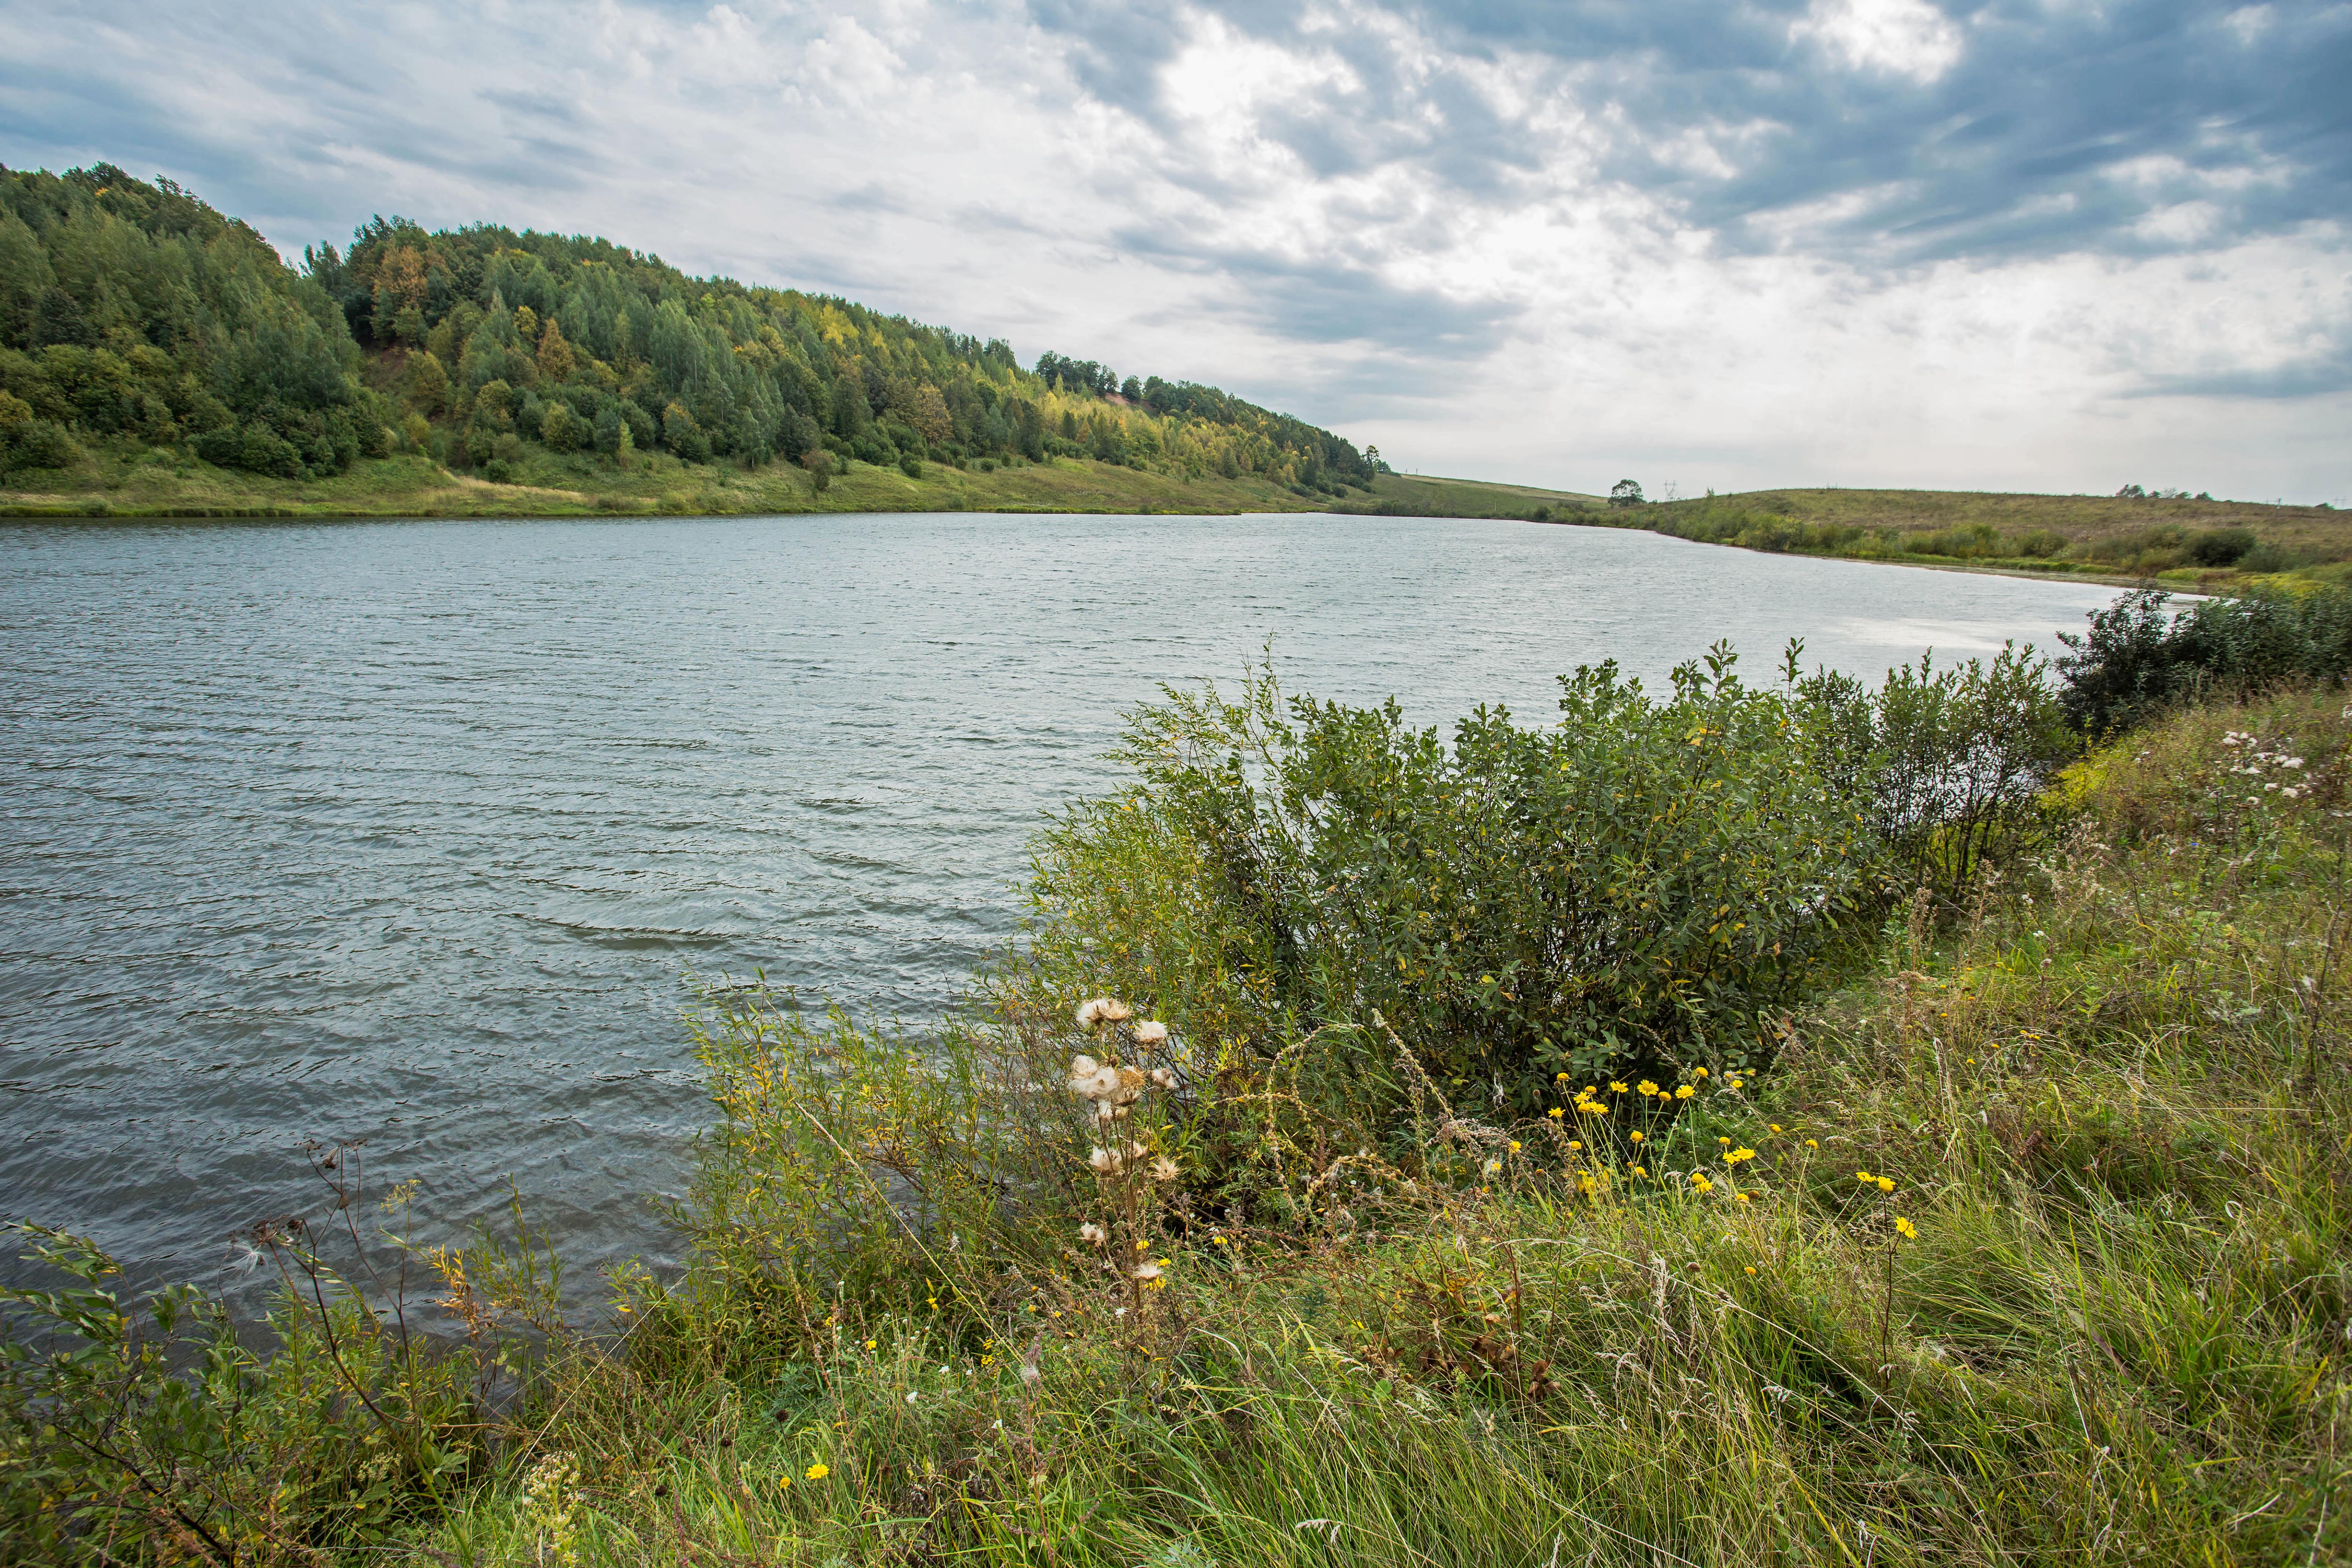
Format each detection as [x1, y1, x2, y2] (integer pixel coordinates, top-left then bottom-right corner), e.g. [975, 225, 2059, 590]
[425, 687, 2350, 1566]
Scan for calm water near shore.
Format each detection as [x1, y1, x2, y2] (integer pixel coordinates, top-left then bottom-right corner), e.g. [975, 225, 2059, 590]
[0, 512, 2115, 1293]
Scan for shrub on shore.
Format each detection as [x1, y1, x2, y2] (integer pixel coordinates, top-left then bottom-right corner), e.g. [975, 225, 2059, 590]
[2058, 584, 2352, 735]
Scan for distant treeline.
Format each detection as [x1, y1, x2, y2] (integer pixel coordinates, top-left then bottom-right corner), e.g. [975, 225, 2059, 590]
[0, 163, 1374, 494]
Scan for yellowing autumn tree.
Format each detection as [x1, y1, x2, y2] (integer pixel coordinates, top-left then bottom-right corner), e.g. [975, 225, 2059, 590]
[536, 320, 576, 384]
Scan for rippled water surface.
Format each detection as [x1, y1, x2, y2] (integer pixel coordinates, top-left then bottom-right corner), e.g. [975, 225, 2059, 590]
[0, 512, 2116, 1290]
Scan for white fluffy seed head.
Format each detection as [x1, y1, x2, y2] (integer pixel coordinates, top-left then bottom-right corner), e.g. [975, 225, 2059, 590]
[1133, 1020, 1168, 1045]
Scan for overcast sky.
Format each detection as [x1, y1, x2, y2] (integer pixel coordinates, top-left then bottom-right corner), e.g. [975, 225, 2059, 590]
[4, 0, 2347, 502]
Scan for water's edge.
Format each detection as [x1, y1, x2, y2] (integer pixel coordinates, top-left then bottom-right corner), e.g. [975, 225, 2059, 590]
[0, 512, 2118, 1299]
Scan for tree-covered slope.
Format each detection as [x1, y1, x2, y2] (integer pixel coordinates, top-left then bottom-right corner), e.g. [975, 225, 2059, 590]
[0, 164, 389, 478]
[0, 163, 1379, 503]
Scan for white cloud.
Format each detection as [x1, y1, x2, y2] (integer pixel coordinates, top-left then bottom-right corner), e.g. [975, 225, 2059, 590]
[2221, 4, 2275, 45]
[1792, 0, 1966, 83]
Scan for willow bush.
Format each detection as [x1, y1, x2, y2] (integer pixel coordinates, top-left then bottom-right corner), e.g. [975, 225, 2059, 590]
[999, 645, 1977, 1129]
[1800, 643, 2079, 906]
[2058, 584, 2352, 734]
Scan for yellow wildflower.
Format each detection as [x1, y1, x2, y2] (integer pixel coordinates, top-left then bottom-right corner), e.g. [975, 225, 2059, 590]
[1877, 1176, 1894, 1193]
[1629, 1130, 1643, 1143]
[805, 1463, 830, 1481]
[1675, 1085, 1695, 1100]
[1894, 1216, 1918, 1240]
[1548, 1107, 1564, 1118]
[1609, 1081, 1629, 1093]
[1637, 1080, 1660, 1096]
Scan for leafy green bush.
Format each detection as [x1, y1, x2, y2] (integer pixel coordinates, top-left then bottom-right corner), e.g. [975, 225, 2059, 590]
[1002, 648, 1889, 1126]
[2057, 587, 2352, 734]
[1799, 645, 2077, 905]
[0, 403, 82, 470]
[2188, 526, 2257, 566]
[0, 1218, 491, 1564]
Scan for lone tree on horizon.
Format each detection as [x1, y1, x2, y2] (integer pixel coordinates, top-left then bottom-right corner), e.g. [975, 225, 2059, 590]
[1610, 478, 1645, 508]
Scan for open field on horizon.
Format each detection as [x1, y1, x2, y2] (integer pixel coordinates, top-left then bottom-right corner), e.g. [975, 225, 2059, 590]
[1687, 484, 2350, 552]
[1582, 483, 2352, 588]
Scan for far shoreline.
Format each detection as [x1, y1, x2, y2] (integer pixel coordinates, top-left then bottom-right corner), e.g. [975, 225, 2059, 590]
[5, 462, 2336, 596]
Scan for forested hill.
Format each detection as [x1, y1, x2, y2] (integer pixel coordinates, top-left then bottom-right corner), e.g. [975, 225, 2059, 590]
[0, 163, 1377, 497]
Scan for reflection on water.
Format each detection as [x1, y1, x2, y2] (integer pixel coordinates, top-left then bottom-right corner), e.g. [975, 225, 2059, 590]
[0, 512, 2117, 1292]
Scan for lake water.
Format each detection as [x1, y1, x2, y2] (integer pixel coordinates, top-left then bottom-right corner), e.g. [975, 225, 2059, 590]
[0, 512, 2116, 1295]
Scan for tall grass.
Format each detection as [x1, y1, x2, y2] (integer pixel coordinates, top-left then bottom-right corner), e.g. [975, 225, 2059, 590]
[431, 693, 2348, 1566]
[8, 654, 2348, 1565]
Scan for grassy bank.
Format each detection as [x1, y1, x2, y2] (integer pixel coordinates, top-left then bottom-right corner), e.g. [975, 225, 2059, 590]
[0, 437, 1364, 520]
[441, 700, 2347, 1568]
[9, 604, 2349, 1565]
[0, 439, 1602, 523]
[1564, 486, 2352, 591]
